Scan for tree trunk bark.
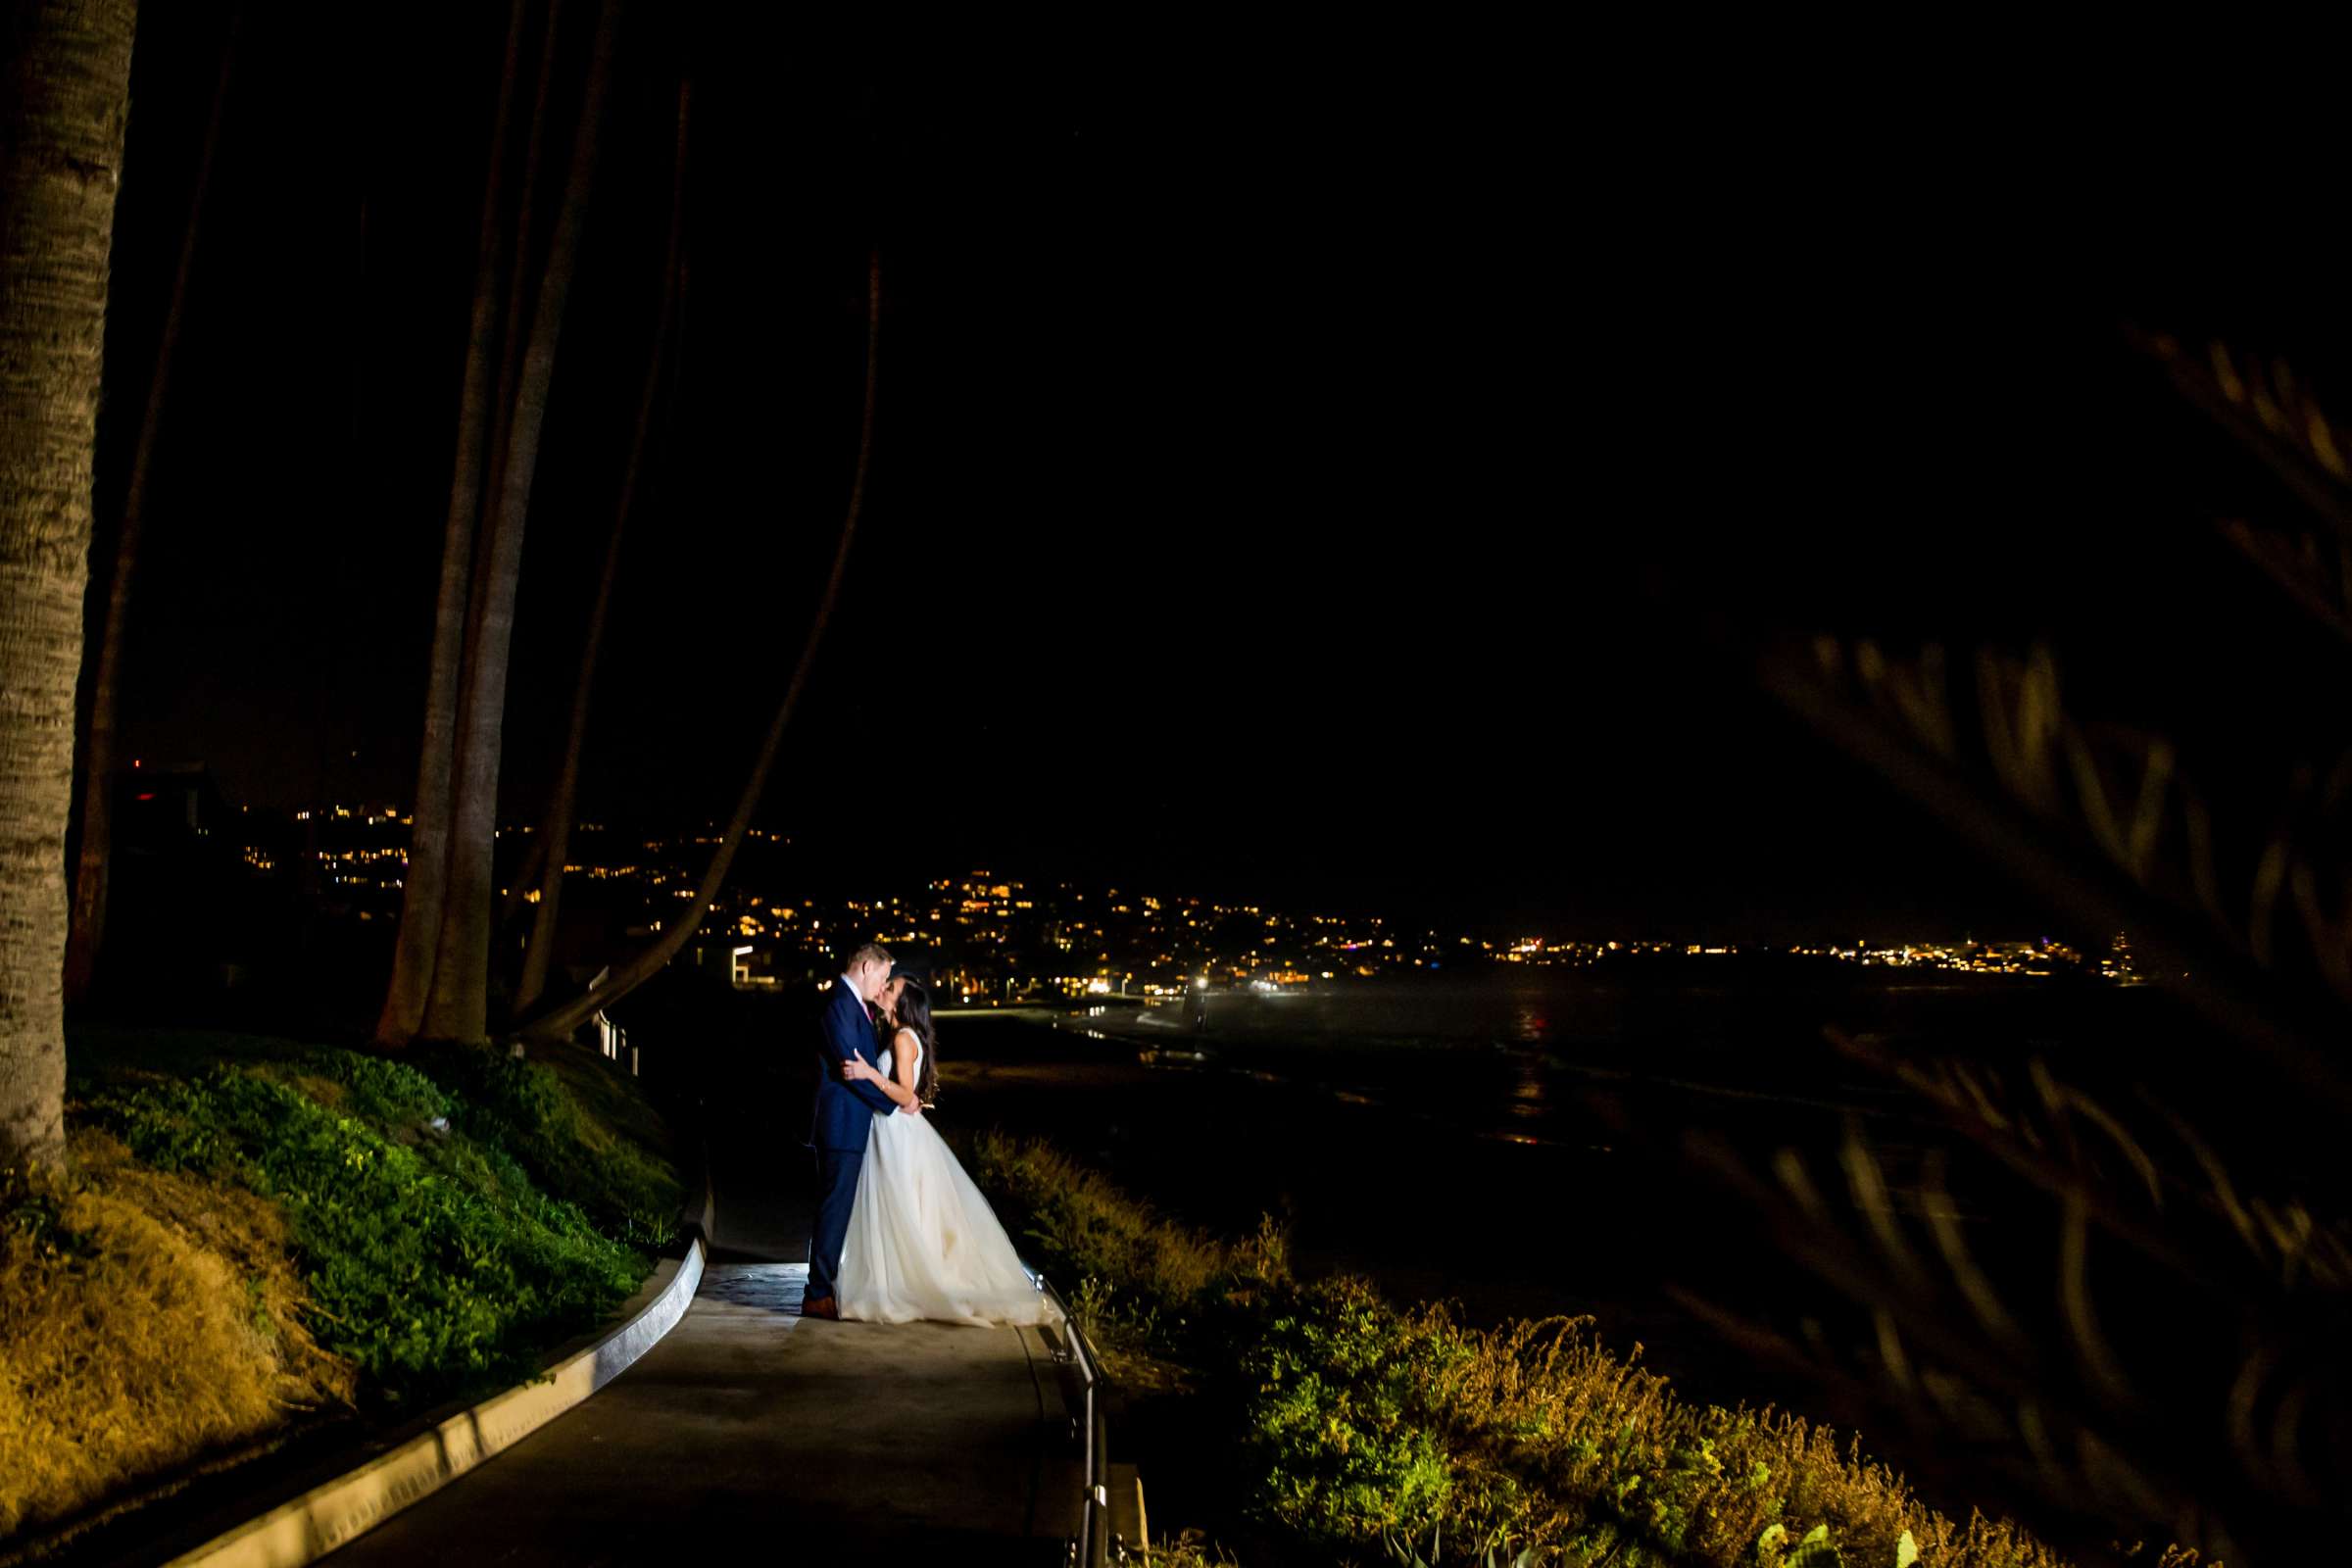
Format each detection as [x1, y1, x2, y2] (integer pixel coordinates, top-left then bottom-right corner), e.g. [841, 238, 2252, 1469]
[64, 4, 236, 1005]
[476, 0, 564, 578]
[372, 0, 529, 1047]
[421, 0, 619, 1045]
[0, 0, 139, 1173]
[518, 245, 881, 1046]
[514, 72, 691, 1016]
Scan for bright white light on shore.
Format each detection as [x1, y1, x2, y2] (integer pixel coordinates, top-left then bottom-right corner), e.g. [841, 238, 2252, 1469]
[1194, 976, 1208, 990]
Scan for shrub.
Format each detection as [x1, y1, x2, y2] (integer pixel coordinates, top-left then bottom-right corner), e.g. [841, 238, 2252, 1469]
[406, 1043, 682, 1250]
[1240, 1275, 1461, 1546]
[304, 1050, 454, 1125]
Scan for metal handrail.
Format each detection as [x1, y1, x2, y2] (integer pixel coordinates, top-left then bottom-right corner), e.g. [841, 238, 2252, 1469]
[1031, 1269, 1109, 1567]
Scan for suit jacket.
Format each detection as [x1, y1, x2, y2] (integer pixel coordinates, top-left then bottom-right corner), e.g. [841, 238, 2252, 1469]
[807, 979, 899, 1151]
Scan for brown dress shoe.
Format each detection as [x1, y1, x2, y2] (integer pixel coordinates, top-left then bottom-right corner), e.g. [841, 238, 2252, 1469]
[800, 1295, 839, 1319]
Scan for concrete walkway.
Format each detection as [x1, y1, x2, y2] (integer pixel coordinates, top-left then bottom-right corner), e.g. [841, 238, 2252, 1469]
[321, 1103, 1083, 1564]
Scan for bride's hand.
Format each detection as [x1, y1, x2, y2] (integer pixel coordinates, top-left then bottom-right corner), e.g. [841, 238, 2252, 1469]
[843, 1050, 874, 1083]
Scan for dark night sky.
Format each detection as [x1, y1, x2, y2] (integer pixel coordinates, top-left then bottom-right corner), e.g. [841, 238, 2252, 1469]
[92, 12, 2352, 939]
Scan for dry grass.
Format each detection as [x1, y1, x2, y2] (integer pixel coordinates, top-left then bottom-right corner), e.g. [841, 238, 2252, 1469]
[1415, 1309, 2077, 1566]
[961, 1127, 1284, 1390]
[966, 1127, 1234, 1299]
[1133, 1534, 1245, 1565]
[0, 1129, 354, 1540]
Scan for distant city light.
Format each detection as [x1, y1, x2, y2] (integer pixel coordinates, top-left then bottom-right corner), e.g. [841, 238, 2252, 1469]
[192, 804, 2132, 996]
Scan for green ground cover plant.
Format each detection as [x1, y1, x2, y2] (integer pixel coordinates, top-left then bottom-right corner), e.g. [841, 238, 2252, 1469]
[404, 1039, 683, 1249]
[0, 1029, 680, 1547]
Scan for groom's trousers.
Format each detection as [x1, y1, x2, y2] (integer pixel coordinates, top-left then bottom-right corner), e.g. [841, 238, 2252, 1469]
[808, 1146, 863, 1302]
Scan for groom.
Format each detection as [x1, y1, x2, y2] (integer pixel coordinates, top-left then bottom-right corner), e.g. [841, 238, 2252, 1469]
[801, 943, 901, 1320]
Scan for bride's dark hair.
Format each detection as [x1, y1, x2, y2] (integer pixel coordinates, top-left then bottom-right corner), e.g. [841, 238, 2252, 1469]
[893, 979, 940, 1105]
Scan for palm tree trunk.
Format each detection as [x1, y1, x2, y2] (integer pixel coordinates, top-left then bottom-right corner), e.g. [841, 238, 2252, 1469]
[0, 0, 139, 1173]
[64, 4, 237, 1005]
[514, 72, 692, 1016]
[518, 245, 881, 1047]
[476, 0, 564, 575]
[372, 0, 530, 1047]
[421, 0, 619, 1045]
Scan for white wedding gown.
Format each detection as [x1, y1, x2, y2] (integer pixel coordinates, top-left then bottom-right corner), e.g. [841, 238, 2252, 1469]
[836, 1034, 1056, 1327]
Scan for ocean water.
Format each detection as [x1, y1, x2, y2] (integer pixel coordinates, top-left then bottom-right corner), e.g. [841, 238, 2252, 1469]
[1090, 970, 2191, 1143]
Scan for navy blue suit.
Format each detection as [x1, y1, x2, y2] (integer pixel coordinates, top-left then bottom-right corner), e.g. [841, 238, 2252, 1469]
[805, 978, 897, 1303]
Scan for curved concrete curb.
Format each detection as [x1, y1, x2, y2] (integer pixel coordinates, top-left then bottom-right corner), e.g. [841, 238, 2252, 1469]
[165, 1239, 706, 1568]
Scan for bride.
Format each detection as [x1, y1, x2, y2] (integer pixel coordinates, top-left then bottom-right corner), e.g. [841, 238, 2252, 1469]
[834, 975, 1055, 1326]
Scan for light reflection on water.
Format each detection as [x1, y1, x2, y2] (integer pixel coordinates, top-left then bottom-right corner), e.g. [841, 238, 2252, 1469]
[1509, 1072, 1546, 1119]
[1066, 974, 2141, 1174]
[1134, 974, 2093, 1053]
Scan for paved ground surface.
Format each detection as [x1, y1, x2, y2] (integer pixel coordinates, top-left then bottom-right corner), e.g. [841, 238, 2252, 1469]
[322, 1100, 1079, 1565]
